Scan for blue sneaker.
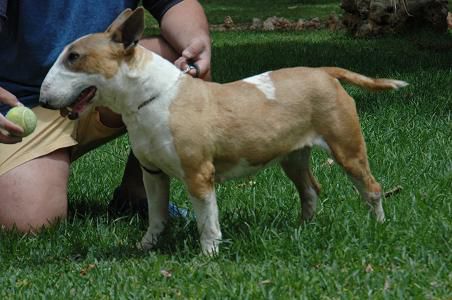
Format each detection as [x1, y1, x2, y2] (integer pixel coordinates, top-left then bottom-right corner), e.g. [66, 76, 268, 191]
[168, 202, 190, 218]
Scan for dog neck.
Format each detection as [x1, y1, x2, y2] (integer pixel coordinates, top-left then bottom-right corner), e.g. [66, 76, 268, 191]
[104, 46, 184, 116]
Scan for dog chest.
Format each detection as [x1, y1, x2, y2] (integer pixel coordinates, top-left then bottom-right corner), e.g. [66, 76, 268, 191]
[125, 102, 185, 179]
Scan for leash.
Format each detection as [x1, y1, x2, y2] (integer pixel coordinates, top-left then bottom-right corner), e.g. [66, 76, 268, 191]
[183, 63, 200, 78]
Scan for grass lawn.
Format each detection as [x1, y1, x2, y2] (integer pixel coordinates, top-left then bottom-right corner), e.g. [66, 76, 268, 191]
[1, 1, 451, 299]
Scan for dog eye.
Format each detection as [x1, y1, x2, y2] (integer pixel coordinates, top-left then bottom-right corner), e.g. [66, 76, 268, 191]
[67, 52, 80, 63]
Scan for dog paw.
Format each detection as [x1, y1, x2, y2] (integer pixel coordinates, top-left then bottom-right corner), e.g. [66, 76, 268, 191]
[376, 210, 386, 223]
[137, 240, 155, 251]
[372, 200, 385, 223]
[201, 239, 221, 256]
[137, 233, 159, 251]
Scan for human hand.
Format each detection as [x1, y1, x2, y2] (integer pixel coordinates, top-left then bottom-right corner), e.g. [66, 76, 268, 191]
[0, 87, 25, 144]
[174, 37, 211, 80]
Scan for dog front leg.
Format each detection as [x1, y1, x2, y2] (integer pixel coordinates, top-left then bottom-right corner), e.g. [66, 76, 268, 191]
[138, 169, 170, 250]
[189, 190, 222, 256]
[185, 162, 221, 255]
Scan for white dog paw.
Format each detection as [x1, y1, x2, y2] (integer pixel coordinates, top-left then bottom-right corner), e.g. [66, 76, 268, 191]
[201, 239, 221, 256]
[373, 200, 385, 223]
[376, 210, 386, 223]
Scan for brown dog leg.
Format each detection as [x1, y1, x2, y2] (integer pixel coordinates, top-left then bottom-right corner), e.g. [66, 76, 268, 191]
[324, 123, 385, 222]
[281, 147, 321, 222]
[329, 140, 384, 222]
[317, 85, 385, 222]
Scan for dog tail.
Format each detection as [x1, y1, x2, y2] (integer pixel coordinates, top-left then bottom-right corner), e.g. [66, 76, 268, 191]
[320, 67, 408, 91]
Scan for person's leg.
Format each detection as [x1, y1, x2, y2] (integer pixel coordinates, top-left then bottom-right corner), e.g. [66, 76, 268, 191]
[0, 106, 77, 233]
[0, 149, 70, 232]
[108, 151, 147, 215]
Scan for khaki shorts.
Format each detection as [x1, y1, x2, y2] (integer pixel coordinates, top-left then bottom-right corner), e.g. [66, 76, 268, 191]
[0, 106, 125, 176]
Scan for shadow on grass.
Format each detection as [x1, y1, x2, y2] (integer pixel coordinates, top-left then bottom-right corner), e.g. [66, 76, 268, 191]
[212, 29, 452, 81]
[63, 196, 304, 260]
[68, 199, 108, 219]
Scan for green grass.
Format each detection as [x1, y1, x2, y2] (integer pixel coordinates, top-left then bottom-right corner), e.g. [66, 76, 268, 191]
[1, 2, 451, 299]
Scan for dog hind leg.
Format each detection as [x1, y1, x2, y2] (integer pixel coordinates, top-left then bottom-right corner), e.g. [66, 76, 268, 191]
[323, 128, 385, 223]
[316, 86, 385, 222]
[280, 147, 321, 222]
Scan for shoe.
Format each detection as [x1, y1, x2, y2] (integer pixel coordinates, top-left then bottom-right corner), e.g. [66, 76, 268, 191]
[168, 202, 189, 218]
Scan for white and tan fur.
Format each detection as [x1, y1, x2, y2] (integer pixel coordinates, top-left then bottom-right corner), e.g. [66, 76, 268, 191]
[40, 8, 407, 255]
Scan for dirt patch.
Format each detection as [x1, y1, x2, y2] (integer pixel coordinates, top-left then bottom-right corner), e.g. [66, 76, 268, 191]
[207, 15, 344, 32]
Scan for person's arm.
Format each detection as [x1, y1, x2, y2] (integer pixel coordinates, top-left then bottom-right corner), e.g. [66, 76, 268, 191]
[0, 87, 24, 143]
[141, 0, 211, 79]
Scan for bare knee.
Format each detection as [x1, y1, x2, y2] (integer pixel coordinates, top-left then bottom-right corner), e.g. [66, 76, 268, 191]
[1, 196, 68, 233]
[0, 149, 70, 233]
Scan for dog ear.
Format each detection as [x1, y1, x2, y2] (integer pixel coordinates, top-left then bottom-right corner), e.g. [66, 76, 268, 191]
[105, 9, 134, 33]
[109, 7, 145, 51]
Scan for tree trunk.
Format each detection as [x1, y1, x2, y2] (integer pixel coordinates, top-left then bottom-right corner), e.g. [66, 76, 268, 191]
[341, 0, 449, 36]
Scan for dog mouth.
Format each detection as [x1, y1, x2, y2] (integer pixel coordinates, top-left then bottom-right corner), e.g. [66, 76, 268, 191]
[60, 86, 97, 120]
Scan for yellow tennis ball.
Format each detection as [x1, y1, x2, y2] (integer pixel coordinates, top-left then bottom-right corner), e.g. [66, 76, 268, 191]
[6, 106, 37, 137]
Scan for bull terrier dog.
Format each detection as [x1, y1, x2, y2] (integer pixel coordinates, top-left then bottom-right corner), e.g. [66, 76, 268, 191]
[40, 8, 407, 255]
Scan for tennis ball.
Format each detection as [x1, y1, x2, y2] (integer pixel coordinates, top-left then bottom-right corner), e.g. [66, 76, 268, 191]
[6, 106, 37, 137]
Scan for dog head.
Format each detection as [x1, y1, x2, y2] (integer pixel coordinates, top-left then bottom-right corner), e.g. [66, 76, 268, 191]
[39, 8, 145, 119]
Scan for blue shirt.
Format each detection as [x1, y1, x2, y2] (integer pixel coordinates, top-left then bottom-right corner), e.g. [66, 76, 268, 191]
[0, 0, 181, 114]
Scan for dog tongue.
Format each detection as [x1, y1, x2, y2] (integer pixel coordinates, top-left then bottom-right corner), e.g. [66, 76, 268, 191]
[72, 100, 88, 113]
[72, 87, 96, 113]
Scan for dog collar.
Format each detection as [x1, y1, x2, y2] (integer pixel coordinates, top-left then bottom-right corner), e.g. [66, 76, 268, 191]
[137, 96, 156, 110]
[141, 164, 163, 175]
[137, 73, 185, 111]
